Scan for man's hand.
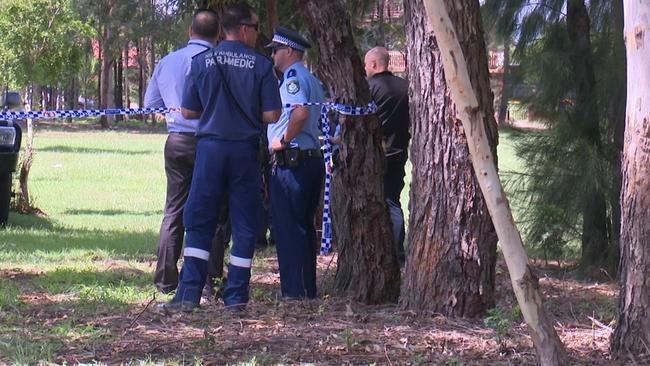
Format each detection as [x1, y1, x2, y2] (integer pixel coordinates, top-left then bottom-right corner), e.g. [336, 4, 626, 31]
[271, 137, 286, 151]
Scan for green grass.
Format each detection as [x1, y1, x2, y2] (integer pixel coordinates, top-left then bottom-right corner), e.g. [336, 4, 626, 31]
[3, 130, 165, 266]
[0, 128, 167, 364]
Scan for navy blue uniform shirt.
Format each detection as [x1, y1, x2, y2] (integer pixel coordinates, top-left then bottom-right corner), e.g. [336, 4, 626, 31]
[182, 40, 281, 140]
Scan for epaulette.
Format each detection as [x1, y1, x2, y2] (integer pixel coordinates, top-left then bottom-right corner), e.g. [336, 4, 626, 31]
[287, 69, 297, 78]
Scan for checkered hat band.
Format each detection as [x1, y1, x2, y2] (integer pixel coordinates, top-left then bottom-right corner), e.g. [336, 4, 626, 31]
[272, 35, 306, 51]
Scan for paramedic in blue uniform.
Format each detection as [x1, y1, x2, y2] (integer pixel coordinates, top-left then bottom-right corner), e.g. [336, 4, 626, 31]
[156, 2, 282, 313]
[145, 9, 228, 297]
[266, 27, 325, 299]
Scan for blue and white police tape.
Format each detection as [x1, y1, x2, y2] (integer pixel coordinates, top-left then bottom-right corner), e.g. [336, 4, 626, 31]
[1, 101, 376, 255]
[0, 107, 178, 121]
[284, 101, 376, 254]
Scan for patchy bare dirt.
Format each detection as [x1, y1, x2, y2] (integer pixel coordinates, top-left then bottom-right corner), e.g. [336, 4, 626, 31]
[2, 254, 637, 365]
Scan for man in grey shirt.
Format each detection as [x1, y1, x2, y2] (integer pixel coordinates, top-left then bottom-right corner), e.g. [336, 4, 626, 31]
[145, 9, 228, 296]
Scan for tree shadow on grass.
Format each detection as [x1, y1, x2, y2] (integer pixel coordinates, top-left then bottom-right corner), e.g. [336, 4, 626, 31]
[39, 145, 158, 155]
[63, 209, 163, 216]
[1, 216, 158, 261]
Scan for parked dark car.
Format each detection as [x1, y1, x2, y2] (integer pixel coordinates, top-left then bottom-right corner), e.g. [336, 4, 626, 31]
[0, 92, 23, 226]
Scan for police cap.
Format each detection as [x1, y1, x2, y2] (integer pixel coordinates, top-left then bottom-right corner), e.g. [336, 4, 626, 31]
[265, 26, 311, 52]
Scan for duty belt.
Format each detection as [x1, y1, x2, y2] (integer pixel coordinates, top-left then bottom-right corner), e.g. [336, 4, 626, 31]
[274, 148, 322, 168]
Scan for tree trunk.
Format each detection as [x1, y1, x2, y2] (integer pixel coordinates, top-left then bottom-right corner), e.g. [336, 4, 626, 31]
[115, 50, 124, 122]
[401, 0, 497, 317]
[567, 0, 612, 275]
[99, 36, 114, 129]
[611, 1, 650, 359]
[265, 0, 278, 35]
[608, 0, 626, 276]
[124, 44, 130, 111]
[65, 77, 76, 123]
[16, 101, 37, 214]
[137, 39, 145, 121]
[497, 41, 510, 125]
[422, 1, 568, 364]
[377, 0, 386, 46]
[296, 0, 400, 304]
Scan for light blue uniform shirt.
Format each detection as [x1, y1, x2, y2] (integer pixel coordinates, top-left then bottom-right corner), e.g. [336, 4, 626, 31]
[267, 61, 324, 150]
[144, 39, 213, 133]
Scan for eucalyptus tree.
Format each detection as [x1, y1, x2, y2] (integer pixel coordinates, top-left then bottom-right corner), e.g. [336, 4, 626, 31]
[483, 0, 626, 276]
[611, 1, 650, 359]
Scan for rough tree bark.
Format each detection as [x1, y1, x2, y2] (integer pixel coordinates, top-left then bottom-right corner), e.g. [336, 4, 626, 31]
[296, 0, 400, 304]
[423, 1, 568, 364]
[401, 0, 497, 317]
[611, 0, 650, 359]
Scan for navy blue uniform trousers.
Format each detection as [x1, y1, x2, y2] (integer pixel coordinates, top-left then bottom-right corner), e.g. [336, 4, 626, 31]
[269, 156, 324, 298]
[174, 138, 262, 306]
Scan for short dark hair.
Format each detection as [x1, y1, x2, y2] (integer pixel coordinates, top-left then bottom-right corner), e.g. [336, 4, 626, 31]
[221, 2, 255, 34]
[191, 9, 219, 39]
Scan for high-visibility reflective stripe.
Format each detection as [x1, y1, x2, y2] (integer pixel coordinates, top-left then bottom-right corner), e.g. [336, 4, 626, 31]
[184, 247, 210, 261]
[230, 255, 252, 268]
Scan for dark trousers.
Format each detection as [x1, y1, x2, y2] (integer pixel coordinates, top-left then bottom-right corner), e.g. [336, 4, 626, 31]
[154, 133, 228, 294]
[385, 153, 407, 262]
[269, 156, 324, 298]
[175, 138, 262, 306]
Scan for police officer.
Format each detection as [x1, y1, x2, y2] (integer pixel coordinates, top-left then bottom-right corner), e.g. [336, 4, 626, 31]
[145, 9, 229, 297]
[156, 2, 282, 313]
[266, 27, 325, 299]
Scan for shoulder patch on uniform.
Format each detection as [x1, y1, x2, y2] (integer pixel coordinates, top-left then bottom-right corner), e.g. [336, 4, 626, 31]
[287, 69, 297, 78]
[286, 79, 300, 95]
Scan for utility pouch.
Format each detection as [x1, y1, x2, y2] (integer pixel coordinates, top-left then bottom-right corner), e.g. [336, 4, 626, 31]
[284, 147, 300, 168]
[276, 147, 300, 168]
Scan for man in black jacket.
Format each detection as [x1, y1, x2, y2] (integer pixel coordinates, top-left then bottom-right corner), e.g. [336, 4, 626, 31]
[364, 46, 411, 264]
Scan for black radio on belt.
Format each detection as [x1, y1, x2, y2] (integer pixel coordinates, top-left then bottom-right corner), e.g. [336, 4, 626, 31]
[277, 147, 300, 168]
[276, 148, 322, 168]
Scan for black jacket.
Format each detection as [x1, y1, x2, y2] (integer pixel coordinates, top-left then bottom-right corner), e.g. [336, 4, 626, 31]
[367, 71, 411, 153]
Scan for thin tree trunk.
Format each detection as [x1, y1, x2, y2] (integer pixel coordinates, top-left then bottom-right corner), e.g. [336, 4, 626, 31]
[137, 40, 145, 121]
[296, 0, 400, 304]
[567, 0, 611, 275]
[498, 41, 510, 125]
[611, 1, 650, 359]
[266, 0, 278, 35]
[401, 0, 497, 317]
[423, 1, 568, 364]
[124, 44, 130, 111]
[608, 0, 626, 276]
[66, 77, 76, 123]
[100, 37, 114, 128]
[377, 0, 386, 46]
[16, 100, 37, 214]
[115, 51, 124, 122]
